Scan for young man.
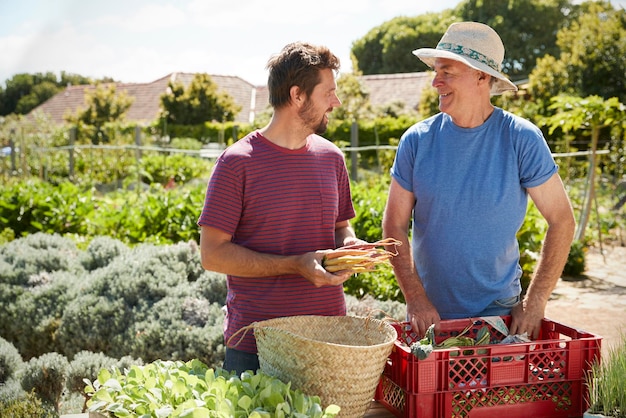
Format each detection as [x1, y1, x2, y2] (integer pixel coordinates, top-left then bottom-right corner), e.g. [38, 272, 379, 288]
[198, 42, 362, 374]
[383, 22, 575, 340]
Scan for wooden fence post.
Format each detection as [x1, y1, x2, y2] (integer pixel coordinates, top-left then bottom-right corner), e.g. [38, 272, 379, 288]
[350, 121, 358, 181]
[135, 126, 142, 191]
[9, 128, 16, 174]
[134, 125, 142, 160]
[69, 127, 76, 179]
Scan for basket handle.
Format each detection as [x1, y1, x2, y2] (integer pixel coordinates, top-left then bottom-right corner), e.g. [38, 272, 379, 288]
[364, 309, 402, 327]
[226, 323, 255, 348]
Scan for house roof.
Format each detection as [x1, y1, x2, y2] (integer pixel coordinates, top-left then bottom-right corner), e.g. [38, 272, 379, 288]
[29, 71, 430, 126]
[359, 72, 432, 112]
[30, 72, 268, 125]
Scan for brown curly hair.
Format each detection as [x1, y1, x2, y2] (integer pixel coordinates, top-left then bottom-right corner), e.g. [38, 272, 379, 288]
[266, 42, 340, 109]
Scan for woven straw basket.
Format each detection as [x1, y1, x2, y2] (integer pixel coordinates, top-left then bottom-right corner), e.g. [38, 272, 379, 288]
[253, 315, 397, 418]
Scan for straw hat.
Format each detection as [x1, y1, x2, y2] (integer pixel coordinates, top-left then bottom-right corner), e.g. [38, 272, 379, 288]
[413, 21, 518, 95]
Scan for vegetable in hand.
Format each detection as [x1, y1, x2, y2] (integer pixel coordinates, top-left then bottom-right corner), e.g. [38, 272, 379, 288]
[322, 238, 401, 274]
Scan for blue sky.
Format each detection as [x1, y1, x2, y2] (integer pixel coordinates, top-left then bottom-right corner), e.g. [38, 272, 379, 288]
[1, 0, 624, 88]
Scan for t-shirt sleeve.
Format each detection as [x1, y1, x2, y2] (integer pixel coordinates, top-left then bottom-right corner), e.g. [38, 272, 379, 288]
[390, 127, 418, 192]
[337, 157, 356, 222]
[517, 123, 558, 189]
[197, 158, 242, 236]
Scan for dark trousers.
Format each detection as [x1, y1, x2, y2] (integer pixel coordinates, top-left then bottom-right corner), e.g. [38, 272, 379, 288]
[223, 347, 260, 375]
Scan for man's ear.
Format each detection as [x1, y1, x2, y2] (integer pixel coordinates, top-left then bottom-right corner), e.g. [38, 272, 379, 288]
[290, 85, 304, 106]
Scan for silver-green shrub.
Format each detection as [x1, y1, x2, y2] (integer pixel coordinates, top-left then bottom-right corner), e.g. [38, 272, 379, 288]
[1, 234, 228, 369]
[20, 352, 69, 411]
[0, 337, 23, 384]
[80, 235, 128, 271]
[0, 232, 83, 286]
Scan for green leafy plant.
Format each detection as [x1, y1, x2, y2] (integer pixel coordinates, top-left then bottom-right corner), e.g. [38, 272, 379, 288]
[586, 333, 626, 417]
[67, 351, 141, 413]
[85, 359, 341, 418]
[0, 389, 57, 418]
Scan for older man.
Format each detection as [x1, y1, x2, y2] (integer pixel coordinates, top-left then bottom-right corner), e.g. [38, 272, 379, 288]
[383, 22, 575, 339]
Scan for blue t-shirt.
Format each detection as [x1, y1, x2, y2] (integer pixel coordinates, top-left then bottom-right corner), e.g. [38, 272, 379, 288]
[390, 108, 557, 318]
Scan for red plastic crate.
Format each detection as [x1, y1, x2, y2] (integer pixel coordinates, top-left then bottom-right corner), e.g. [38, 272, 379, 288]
[374, 316, 602, 418]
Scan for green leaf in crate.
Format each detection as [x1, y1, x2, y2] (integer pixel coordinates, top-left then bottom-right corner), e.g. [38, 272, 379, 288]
[249, 410, 272, 418]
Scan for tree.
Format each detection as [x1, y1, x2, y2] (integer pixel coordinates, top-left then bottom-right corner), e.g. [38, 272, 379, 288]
[556, 1, 626, 102]
[351, 0, 571, 81]
[0, 71, 104, 116]
[66, 83, 134, 144]
[528, 1, 626, 109]
[14, 81, 60, 114]
[0, 72, 58, 116]
[456, 0, 571, 81]
[160, 73, 241, 127]
[352, 13, 456, 75]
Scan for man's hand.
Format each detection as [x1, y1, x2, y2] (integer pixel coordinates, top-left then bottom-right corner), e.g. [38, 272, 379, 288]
[295, 251, 354, 287]
[509, 301, 544, 339]
[406, 294, 441, 339]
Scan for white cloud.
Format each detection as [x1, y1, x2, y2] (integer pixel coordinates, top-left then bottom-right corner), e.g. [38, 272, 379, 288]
[93, 3, 187, 32]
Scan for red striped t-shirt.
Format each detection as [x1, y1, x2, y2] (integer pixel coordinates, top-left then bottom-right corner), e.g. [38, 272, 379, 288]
[197, 131, 355, 352]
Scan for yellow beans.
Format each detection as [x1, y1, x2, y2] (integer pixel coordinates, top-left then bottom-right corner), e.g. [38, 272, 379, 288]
[322, 238, 402, 274]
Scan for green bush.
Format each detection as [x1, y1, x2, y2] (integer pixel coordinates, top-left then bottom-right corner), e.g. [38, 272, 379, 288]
[0, 179, 96, 238]
[20, 352, 69, 411]
[129, 296, 226, 367]
[0, 234, 227, 367]
[84, 183, 205, 245]
[0, 389, 57, 418]
[516, 202, 549, 293]
[0, 233, 85, 357]
[0, 229, 84, 286]
[79, 235, 128, 271]
[0, 378, 25, 404]
[192, 270, 229, 305]
[0, 337, 23, 383]
[69, 241, 225, 364]
[12, 272, 78, 359]
[139, 152, 211, 185]
[57, 293, 132, 358]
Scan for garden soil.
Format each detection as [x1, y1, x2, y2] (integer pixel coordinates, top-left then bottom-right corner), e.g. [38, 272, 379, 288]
[544, 244, 626, 359]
